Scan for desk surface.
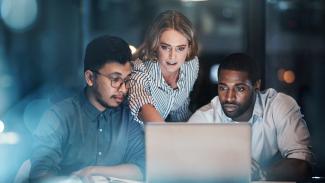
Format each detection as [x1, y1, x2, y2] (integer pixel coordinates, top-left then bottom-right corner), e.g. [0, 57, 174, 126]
[91, 176, 296, 183]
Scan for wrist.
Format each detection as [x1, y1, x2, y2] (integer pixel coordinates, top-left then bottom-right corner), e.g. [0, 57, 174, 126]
[259, 168, 267, 181]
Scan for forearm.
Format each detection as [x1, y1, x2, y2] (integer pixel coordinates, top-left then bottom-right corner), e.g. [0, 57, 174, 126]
[265, 158, 312, 181]
[139, 104, 164, 123]
[75, 164, 143, 181]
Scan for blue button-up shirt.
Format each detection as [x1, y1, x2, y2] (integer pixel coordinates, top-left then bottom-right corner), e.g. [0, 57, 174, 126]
[30, 90, 145, 179]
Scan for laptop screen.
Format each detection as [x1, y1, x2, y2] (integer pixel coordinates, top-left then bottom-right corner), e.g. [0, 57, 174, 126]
[145, 123, 251, 183]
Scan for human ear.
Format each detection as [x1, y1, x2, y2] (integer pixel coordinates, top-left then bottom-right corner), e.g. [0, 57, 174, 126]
[254, 80, 261, 91]
[85, 70, 95, 87]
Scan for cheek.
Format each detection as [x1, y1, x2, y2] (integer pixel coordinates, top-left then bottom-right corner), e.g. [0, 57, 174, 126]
[217, 91, 226, 102]
[97, 82, 114, 98]
[237, 93, 252, 104]
[157, 50, 168, 60]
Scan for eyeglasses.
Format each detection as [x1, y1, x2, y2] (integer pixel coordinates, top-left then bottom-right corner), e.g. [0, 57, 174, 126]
[92, 70, 131, 89]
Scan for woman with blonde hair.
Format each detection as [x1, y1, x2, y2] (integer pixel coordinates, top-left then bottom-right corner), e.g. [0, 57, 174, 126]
[129, 10, 199, 123]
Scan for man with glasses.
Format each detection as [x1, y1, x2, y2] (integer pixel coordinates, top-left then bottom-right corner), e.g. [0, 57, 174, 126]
[29, 35, 145, 182]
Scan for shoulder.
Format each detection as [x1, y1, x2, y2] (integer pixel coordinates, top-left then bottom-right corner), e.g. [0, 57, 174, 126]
[260, 88, 299, 112]
[131, 59, 153, 80]
[189, 96, 219, 122]
[132, 59, 153, 72]
[48, 96, 76, 116]
[184, 56, 199, 69]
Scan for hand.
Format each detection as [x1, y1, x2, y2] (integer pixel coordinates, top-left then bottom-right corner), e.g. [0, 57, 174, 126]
[251, 158, 266, 181]
[72, 166, 96, 183]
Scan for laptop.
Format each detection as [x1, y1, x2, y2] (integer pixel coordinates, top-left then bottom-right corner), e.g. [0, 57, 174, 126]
[145, 123, 251, 183]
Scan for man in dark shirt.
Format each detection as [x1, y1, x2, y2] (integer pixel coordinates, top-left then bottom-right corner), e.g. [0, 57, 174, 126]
[29, 35, 145, 182]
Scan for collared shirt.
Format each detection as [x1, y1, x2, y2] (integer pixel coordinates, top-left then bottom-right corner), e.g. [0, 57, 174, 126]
[189, 88, 313, 167]
[129, 57, 199, 124]
[30, 90, 145, 179]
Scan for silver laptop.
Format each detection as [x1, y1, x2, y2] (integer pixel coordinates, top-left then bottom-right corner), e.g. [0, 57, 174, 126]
[145, 123, 251, 183]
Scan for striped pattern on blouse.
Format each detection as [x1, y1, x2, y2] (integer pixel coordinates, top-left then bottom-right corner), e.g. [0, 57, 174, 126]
[128, 57, 199, 124]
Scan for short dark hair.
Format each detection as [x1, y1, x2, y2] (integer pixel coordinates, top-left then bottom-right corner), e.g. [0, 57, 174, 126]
[218, 53, 261, 84]
[84, 35, 132, 71]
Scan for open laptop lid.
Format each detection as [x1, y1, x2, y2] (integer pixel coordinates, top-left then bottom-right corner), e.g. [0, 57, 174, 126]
[145, 123, 251, 183]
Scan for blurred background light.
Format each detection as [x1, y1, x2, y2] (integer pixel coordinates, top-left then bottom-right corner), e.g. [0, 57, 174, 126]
[0, 132, 19, 144]
[181, 0, 208, 2]
[0, 120, 4, 133]
[210, 64, 219, 84]
[129, 45, 137, 55]
[1, 0, 38, 31]
[0, 75, 14, 89]
[283, 70, 295, 84]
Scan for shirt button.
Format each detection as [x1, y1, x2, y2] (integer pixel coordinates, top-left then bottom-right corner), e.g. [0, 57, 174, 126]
[99, 128, 103, 132]
[98, 152, 102, 156]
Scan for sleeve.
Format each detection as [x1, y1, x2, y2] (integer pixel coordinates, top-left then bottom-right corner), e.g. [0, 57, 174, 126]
[128, 60, 155, 123]
[168, 98, 192, 122]
[125, 118, 145, 176]
[189, 56, 199, 85]
[188, 102, 215, 123]
[168, 57, 199, 122]
[273, 93, 314, 164]
[29, 108, 67, 180]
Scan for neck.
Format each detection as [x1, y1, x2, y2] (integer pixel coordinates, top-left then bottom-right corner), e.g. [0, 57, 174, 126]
[162, 70, 179, 89]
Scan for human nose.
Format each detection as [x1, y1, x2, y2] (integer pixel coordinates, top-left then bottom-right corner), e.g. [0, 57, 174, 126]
[168, 47, 176, 60]
[118, 82, 128, 94]
[225, 89, 236, 103]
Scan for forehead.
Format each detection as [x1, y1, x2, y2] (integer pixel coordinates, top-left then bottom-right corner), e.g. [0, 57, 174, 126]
[99, 62, 131, 76]
[159, 29, 188, 45]
[218, 69, 251, 85]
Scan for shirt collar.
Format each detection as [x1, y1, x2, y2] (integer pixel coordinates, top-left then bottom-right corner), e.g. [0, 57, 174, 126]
[147, 60, 185, 89]
[79, 89, 101, 122]
[250, 92, 264, 123]
[213, 92, 263, 124]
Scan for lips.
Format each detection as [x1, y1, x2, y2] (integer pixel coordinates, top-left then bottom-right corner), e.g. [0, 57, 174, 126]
[222, 103, 238, 112]
[114, 95, 124, 103]
[166, 62, 177, 65]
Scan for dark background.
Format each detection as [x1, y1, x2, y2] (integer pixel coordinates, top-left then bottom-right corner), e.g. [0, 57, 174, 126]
[0, 0, 324, 182]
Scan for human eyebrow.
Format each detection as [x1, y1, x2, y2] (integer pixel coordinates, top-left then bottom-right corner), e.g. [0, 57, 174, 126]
[159, 42, 171, 46]
[160, 42, 187, 47]
[176, 44, 188, 48]
[234, 83, 251, 89]
[107, 72, 122, 78]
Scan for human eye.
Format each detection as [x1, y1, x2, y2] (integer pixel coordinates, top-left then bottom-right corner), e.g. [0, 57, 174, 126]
[218, 85, 227, 92]
[235, 86, 246, 92]
[176, 46, 186, 52]
[160, 44, 169, 51]
[110, 77, 122, 84]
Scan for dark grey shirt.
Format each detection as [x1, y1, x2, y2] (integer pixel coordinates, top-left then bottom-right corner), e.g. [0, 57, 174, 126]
[30, 90, 145, 179]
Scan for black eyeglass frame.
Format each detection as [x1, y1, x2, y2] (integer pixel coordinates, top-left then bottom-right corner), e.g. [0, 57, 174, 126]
[91, 70, 132, 89]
